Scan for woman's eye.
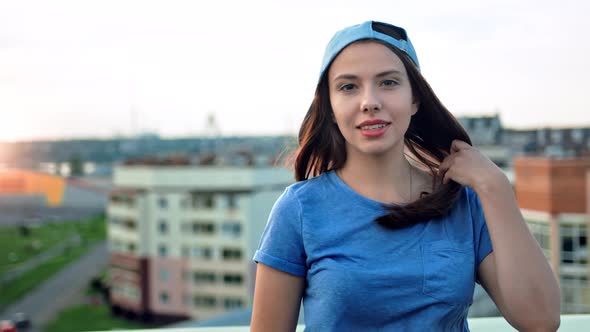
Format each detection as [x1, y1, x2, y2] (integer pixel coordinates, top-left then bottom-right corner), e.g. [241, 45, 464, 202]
[382, 79, 399, 87]
[339, 83, 356, 91]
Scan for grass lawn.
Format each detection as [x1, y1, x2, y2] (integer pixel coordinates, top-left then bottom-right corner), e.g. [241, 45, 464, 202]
[0, 215, 106, 308]
[0, 221, 70, 275]
[0, 214, 106, 275]
[43, 304, 153, 332]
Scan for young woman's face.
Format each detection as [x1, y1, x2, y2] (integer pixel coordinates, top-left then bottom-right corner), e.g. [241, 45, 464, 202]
[328, 41, 418, 159]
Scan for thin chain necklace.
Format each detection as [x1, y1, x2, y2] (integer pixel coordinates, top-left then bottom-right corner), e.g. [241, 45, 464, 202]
[408, 162, 413, 203]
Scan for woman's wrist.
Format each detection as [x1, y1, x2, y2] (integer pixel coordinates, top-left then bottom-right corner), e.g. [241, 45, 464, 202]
[473, 169, 512, 196]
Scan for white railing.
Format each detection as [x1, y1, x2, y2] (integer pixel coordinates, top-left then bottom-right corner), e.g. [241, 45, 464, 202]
[92, 314, 590, 332]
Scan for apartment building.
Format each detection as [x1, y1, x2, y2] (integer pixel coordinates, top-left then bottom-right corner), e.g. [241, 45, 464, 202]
[107, 161, 293, 322]
[514, 157, 590, 313]
[458, 115, 590, 166]
[458, 115, 512, 167]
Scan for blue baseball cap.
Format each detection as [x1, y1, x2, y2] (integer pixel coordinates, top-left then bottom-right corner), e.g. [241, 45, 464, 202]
[319, 21, 420, 80]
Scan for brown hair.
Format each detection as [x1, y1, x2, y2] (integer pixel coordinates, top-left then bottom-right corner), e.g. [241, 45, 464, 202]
[293, 40, 472, 229]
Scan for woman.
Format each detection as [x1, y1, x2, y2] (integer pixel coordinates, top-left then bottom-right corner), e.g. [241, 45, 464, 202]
[251, 21, 560, 331]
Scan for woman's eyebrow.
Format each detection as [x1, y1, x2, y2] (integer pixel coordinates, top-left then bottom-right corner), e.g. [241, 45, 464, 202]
[333, 70, 403, 81]
[333, 73, 358, 81]
[376, 70, 402, 78]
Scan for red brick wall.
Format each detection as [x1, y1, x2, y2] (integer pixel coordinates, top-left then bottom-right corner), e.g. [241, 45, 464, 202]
[514, 157, 590, 213]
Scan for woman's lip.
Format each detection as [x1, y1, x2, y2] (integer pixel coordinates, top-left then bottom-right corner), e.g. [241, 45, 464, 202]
[356, 120, 391, 128]
[359, 123, 391, 137]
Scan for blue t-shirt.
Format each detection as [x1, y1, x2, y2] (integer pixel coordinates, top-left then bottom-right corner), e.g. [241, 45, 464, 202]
[253, 170, 493, 331]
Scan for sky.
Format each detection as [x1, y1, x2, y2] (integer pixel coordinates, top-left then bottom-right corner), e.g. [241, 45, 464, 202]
[0, 0, 589, 142]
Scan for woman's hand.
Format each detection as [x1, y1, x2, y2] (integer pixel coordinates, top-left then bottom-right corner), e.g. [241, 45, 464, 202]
[439, 139, 508, 193]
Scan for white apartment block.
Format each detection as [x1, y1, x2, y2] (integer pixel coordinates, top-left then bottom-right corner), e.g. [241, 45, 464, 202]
[107, 164, 293, 322]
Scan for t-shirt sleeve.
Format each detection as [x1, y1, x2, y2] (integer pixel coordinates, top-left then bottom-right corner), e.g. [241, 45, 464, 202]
[468, 188, 493, 274]
[253, 186, 307, 277]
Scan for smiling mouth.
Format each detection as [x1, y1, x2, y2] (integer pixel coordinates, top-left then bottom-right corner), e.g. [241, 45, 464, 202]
[357, 123, 391, 130]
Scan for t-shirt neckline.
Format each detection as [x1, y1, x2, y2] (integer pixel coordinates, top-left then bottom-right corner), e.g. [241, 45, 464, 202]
[327, 170, 398, 210]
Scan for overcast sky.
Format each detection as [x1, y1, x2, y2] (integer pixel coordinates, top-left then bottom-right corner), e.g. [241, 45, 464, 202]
[0, 0, 588, 142]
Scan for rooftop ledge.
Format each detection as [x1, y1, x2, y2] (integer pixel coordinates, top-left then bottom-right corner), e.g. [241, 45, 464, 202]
[92, 315, 589, 332]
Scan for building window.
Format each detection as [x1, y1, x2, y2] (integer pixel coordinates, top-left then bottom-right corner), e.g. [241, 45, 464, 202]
[128, 242, 136, 253]
[537, 129, 546, 145]
[560, 275, 590, 313]
[158, 220, 168, 234]
[116, 284, 140, 301]
[160, 292, 169, 304]
[223, 273, 243, 285]
[124, 219, 136, 230]
[110, 194, 135, 207]
[221, 222, 241, 238]
[193, 272, 216, 284]
[222, 248, 242, 261]
[526, 219, 551, 260]
[560, 224, 587, 265]
[158, 245, 168, 257]
[193, 295, 217, 308]
[224, 297, 244, 310]
[191, 192, 215, 209]
[571, 129, 584, 144]
[551, 130, 563, 144]
[192, 247, 213, 260]
[159, 268, 170, 282]
[203, 193, 214, 208]
[192, 222, 215, 235]
[227, 193, 238, 209]
[158, 196, 168, 209]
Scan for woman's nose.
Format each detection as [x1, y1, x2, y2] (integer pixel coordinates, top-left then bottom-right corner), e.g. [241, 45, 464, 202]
[361, 87, 382, 113]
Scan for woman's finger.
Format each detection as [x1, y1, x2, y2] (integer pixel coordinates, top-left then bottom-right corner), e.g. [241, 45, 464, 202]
[439, 153, 456, 184]
[439, 152, 456, 174]
[451, 139, 470, 152]
[442, 167, 453, 184]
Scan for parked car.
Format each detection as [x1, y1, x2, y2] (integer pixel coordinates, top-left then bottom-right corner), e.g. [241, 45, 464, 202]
[0, 320, 17, 332]
[12, 313, 30, 330]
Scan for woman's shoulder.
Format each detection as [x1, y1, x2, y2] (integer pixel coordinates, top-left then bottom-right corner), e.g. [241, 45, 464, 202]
[284, 171, 335, 201]
[445, 186, 485, 227]
[445, 185, 479, 211]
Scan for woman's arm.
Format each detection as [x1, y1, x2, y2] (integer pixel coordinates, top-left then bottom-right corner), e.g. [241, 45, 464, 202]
[475, 183, 560, 331]
[251, 263, 305, 332]
[441, 140, 561, 331]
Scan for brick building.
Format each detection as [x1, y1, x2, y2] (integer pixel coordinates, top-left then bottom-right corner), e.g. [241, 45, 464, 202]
[514, 157, 590, 312]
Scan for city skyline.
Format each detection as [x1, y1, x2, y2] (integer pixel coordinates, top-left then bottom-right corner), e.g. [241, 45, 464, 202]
[1, 0, 589, 142]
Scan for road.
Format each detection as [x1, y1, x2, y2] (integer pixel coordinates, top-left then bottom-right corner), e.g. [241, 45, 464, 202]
[0, 241, 108, 332]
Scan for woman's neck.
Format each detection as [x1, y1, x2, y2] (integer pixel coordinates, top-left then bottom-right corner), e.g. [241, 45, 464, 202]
[336, 147, 416, 205]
